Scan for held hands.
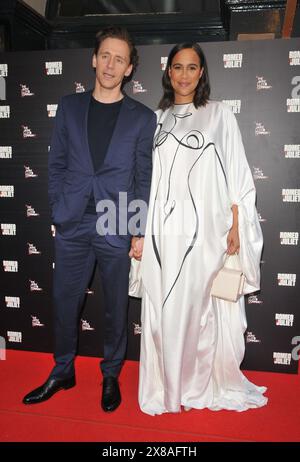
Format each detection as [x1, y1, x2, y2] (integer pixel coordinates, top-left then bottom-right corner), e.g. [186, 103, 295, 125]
[227, 226, 240, 255]
[129, 237, 144, 261]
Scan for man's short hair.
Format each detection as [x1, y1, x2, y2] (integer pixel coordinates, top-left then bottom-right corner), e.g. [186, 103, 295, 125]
[94, 26, 138, 81]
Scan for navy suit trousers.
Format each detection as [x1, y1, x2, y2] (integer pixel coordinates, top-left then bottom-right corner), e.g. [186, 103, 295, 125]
[49, 213, 131, 379]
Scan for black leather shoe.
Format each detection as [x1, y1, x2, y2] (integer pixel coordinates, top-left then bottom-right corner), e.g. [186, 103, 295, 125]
[23, 376, 76, 405]
[101, 376, 121, 412]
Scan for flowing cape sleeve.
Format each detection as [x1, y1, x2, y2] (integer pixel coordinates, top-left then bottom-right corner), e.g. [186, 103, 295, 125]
[223, 104, 263, 294]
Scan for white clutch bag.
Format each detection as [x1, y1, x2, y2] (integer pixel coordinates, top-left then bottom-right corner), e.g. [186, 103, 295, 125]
[128, 258, 143, 298]
[210, 254, 245, 303]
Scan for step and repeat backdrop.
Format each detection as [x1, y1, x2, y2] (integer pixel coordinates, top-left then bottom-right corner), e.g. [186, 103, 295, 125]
[0, 38, 299, 373]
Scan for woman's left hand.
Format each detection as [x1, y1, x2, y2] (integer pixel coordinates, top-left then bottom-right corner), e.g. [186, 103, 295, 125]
[129, 237, 144, 260]
[227, 226, 240, 255]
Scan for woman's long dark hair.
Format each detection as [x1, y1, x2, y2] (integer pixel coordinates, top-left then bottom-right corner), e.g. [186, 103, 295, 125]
[158, 43, 210, 111]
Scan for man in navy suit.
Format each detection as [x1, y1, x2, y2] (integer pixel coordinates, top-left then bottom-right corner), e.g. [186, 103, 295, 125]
[23, 26, 156, 412]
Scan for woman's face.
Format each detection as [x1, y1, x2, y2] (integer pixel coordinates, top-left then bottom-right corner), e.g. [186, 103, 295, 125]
[168, 48, 203, 104]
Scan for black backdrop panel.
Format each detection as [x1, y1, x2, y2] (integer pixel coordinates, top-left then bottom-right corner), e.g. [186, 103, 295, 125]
[1, 39, 299, 373]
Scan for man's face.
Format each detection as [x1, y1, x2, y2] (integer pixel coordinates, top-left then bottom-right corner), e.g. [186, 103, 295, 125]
[92, 37, 133, 91]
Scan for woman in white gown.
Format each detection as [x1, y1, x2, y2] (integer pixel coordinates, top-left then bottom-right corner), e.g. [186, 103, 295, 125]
[138, 43, 268, 415]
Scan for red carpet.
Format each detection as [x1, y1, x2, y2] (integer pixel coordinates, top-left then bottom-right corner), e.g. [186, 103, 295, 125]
[0, 350, 299, 442]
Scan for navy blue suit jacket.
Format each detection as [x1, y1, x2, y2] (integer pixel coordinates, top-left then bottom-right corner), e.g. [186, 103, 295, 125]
[48, 90, 156, 247]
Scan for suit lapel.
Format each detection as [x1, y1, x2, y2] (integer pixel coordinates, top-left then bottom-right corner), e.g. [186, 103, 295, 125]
[81, 90, 94, 173]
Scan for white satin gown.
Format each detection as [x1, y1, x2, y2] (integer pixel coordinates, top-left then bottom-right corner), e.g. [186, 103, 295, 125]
[138, 101, 268, 415]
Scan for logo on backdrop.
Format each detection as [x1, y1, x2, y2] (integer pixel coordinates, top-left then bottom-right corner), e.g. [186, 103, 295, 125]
[20, 84, 34, 97]
[222, 99, 241, 114]
[24, 165, 38, 178]
[29, 280, 43, 292]
[246, 331, 261, 343]
[280, 232, 299, 245]
[0, 105, 10, 118]
[22, 125, 36, 138]
[284, 144, 300, 158]
[26, 205, 39, 217]
[75, 82, 85, 93]
[253, 167, 268, 180]
[277, 273, 296, 287]
[282, 189, 300, 202]
[286, 98, 300, 112]
[256, 76, 272, 90]
[1, 224, 16, 236]
[45, 61, 62, 75]
[7, 331, 22, 343]
[255, 122, 270, 136]
[273, 352, 291, 365]
[133, 323, 142, 335]
[47, 104, 58, 117]
[247, 294, 263, 304]
[275, 314, 294, 327]
[0, 146, 12, 158]
[31, 316, 45, 327]
[2, 260, 18, 272]
[81, 319, 95, 331]
[257, 212, 267, 223]
[132, 80, 147, 94]
[161, 57, 168, 71]
[0, 186, 14, 197]
[289, 51, 300, 65]
[5, 296, 20, 308]
[27, 243, 41, 255]
[223, 53, 243, 68]
[0, 64, 8, 77]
